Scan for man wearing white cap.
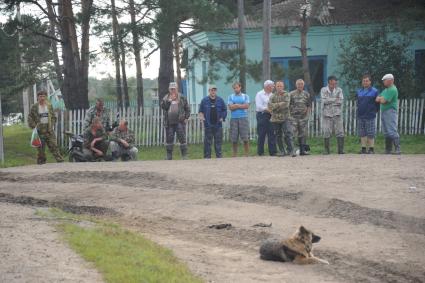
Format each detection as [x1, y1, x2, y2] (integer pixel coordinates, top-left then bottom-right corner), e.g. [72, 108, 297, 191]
[255, 80, 277, 156]
[160, 82, 191, 160]
[376, 74, 400, 154]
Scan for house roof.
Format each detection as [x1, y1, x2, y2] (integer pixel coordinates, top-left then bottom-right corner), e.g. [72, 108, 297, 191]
[226, 0, 424, 29]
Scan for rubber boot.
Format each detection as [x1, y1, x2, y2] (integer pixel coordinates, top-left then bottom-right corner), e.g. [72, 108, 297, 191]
[367, 147, 375, 154]
[180, 144, 188, 160]
[166, 145, 173, 160]
[359, 147, 367, 154]
[301, 137, 310, 155]
[392, 138, 401, 155]
[337, 137, 345, 154]
[323, 138, 330, 155]
[286, 138, 296, 157]
[111, 151, 120, 161]
[298, 138, 305, 156]
[384, 138, 393, 154]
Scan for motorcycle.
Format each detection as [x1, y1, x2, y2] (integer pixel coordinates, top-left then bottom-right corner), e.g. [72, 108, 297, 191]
[65, 131, 113, 162]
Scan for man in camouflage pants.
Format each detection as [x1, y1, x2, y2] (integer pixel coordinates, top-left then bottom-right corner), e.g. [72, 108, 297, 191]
[28, 90, 63, 164]
[268, 81, 296, 157]
[109, 119, 138, 161]
[289, 79, 312, 156]
[83, 98, 111, 132]
[321, 75, 345, 154]
[160, 82, 191, 160]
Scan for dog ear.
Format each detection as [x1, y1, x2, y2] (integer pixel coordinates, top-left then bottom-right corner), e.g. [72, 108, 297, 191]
[299, 225, 308, 234]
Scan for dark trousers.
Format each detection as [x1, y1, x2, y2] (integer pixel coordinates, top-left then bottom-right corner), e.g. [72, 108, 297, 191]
[272, 120, 293, 153]
[204, 127, 223, 158]
[165, 122, 187, 146]
[256, 112, 277, 156]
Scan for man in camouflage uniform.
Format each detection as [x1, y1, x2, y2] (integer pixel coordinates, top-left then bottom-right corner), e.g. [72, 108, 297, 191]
[83, 98, 111, 132]
[321, 75, 345, 154]
[82, 117, 109, 160]
[268, 81, 296, 157]
[289, 79, 312, 156]
[109, 119, 138, 161]
[160, 82, 190, 160]
[28, 90, 63, 164]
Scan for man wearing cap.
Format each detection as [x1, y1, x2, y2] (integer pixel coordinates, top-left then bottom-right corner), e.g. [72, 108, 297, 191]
[376, 74, 400, 154]
[228, 82, 250, 157]
[160, 82, 191, 160]
[83, 98, 112, 132]
[289, 79, 312, 156]
[255, 80, 277, 156]
[356, 74, 380, 154]
[321, 75, 345, 154]
[199, 85, 227, 158]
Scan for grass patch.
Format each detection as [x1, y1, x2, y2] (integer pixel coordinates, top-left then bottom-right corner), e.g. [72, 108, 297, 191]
[38, 208, 202, 283]
[1, 124, 424, 167]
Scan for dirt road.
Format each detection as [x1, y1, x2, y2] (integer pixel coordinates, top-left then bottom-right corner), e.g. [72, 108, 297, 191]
[1, 155, 425, 282]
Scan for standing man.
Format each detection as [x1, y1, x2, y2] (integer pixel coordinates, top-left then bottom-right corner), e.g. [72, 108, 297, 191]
[268, 80, 295, 157]
[199, 85, 227, 158]
[28, 90, 64, 164]
[376, 74, 400, 154]
[255, 80, 277, 156]
[228, 82, 250, 157]
[83, 98, 111, 132]
[160, 82, 190, 160]
[321, 76, 345, 154]
[356, 74, 379, 154]
[289, 79, 312, 156]
[109, 119, 138, 161]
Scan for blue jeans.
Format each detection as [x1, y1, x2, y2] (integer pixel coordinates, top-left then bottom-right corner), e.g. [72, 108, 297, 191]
[256, 112, 277, 156]
[204, 127, 223, 158]
[381, 108, 399, 139]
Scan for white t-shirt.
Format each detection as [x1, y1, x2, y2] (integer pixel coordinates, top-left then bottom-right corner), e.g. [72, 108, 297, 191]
[38, 104, 49, 124]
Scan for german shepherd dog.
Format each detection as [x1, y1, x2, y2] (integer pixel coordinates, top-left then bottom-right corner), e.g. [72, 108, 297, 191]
[259, 226, 329, 264]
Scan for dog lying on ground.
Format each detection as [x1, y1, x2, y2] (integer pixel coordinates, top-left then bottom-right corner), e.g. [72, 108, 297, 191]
[259, 225, 329, 265]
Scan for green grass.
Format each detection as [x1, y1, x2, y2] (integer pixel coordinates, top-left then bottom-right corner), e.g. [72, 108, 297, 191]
[1, 124, 424, 167]
[37, 208, 202, 283]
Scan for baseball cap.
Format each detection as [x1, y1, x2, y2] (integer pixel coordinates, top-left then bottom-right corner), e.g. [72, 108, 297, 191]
[382, 74, 394, 81]
[169, 82, 178, 89]
[209, 84, 217, 90]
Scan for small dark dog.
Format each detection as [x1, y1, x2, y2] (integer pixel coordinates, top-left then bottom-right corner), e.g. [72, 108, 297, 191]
[259, 226, 329, 264]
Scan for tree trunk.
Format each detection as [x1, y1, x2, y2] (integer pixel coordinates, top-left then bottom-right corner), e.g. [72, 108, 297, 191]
[45, 0, 63, 85]
[79, 0, 93, 107]
[238, 0, 246, 92]
[301, 9, 314, 96]
[111, 0, 123, 110]
[128, 0, 144, 114]
[158, 29, 174, 103]
[119, 30, 130, 108]
[174, 31, 182, 93]
[262, 0, 271, 82]
[58, 0, 89, 109]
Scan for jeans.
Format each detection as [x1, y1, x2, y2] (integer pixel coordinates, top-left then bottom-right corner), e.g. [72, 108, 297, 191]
[204, 127, 223, 158]
[256, 112, 277, 155]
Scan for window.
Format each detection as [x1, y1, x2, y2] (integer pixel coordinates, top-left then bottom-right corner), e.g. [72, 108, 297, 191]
[415, 50, 425, 95]
[271, 56, 327, 95]
[221, 42, 238, 50]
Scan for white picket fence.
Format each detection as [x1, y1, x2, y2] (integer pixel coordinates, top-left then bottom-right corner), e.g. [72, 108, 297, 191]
[55, 98, 425, 147]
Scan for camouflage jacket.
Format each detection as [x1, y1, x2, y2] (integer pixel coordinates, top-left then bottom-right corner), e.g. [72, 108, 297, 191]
[268, 91, 291, 122]
[111, 127, 135, 147]
[83, 127, 107, 150]
[160, 93, 190, 126]
[289, 90, 312, 120]
[83, 106, 111, 132]
[320, 86, 344, 118]
[28, 102, 56, 133]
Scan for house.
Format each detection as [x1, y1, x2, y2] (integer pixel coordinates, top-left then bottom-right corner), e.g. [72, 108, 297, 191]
[182, 0, 425, 105]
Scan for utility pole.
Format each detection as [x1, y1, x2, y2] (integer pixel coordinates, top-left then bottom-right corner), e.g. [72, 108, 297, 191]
[262, 0, 271, 81]
[238, 0, 246, 92]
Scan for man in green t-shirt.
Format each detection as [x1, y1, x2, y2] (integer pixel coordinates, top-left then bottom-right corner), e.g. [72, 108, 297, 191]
[376, 74, 400, 154]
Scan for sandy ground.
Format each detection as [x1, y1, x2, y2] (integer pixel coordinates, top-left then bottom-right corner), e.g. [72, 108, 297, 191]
[0, 154, 425, 283]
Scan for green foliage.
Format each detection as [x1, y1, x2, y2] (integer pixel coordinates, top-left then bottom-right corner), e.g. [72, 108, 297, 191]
[39, 208, 202, 283]
[338, 29, 416, 98]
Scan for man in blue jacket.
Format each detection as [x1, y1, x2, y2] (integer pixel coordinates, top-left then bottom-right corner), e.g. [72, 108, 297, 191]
[356, 74, 379, 154]
[199, 84, 227, 158]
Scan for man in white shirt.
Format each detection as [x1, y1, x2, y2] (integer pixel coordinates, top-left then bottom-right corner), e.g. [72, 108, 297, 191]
[255, 80, 277, 156]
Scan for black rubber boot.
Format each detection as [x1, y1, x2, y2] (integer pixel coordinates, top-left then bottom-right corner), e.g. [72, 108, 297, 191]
[392, 138, 401, 155]
[298, 138, 305, 155]
[180, 144, 188, 160]
[323, 138, 330, 155]
[359, 147, 367, 154]
[166, 145, 173, 160]
[367, 147, 375, 154]
[385, 138, 393, 154]
[337, 137, 345, 154]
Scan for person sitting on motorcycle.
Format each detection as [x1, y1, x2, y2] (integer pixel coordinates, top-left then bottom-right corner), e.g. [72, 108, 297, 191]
[109, 119, 138, 161]
[83, 117, 109, 160]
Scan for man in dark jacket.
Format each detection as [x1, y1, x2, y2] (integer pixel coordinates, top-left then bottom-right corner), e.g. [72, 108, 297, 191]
[160, 82, 191, 160]
[199, 84, 227, 158]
